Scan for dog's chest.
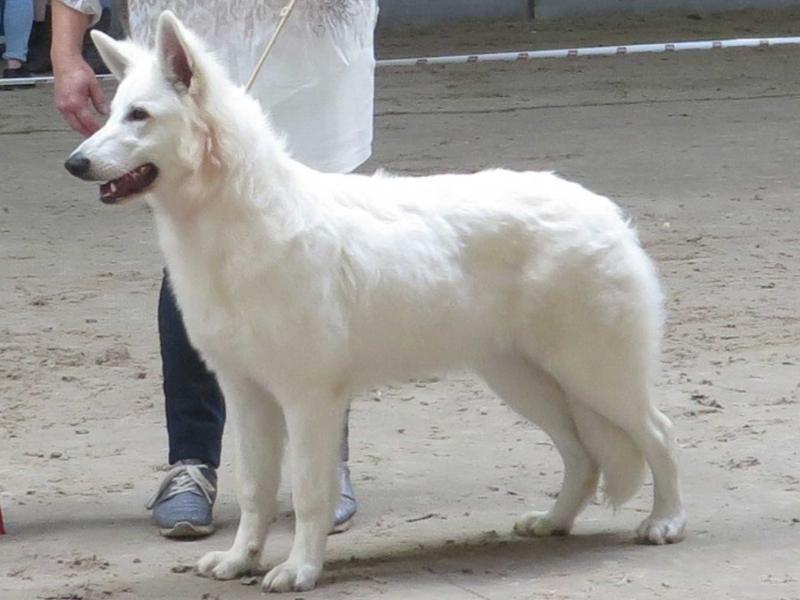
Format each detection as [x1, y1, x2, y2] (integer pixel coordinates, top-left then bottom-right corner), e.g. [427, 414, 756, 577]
[170, 255, 336, 383]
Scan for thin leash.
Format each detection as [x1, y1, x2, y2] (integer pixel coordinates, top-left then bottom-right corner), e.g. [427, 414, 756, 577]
[244, 0, 299, 92]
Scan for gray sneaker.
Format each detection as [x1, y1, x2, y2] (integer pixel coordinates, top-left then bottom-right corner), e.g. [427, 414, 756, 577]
[146, 459, 217, 538]
[331, 463, 357, 534]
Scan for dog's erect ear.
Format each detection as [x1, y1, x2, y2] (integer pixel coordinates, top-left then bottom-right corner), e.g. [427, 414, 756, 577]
[91, 30, 132, 80]
[156, 11, 204, 96]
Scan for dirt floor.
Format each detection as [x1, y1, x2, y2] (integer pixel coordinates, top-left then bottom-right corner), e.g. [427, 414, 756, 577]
[2, 9, 799, 600]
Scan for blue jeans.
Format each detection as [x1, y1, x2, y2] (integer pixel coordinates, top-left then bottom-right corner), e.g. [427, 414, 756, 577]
[1, 0, 33, 63]
[159, 273, 226, 468]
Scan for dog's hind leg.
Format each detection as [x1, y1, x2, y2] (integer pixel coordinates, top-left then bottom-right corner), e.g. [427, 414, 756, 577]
[566, 376, 686, 545]
[262, 395, 348, 593]
[478, 355, 599, 537]
[631, 405, 686, 544]
[197, 374, 285, 580]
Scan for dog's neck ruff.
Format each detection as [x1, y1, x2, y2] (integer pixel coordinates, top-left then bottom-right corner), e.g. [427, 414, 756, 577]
[150, 83, 314, 271]
[157, 82, 298, 212]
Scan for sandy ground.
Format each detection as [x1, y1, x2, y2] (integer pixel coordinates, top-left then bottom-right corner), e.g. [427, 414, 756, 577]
[2, 10, 800, 600]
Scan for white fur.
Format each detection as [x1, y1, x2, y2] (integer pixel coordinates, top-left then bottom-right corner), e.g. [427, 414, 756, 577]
[73, 13, 686, 593]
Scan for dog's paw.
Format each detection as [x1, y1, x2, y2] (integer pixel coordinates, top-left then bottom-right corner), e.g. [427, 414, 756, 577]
[196, 549, 254, 580]
[636, 512, 686, 545]
[513, 511, 571, 537]
[261, 560, 320, 593]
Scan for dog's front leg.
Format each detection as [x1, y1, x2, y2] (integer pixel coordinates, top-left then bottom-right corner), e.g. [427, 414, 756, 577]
[197, 374, 285, 580]
[262, 397, 347, 593]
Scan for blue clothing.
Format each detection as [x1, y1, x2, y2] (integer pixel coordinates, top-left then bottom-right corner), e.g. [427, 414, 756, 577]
[1, 0, 33, 62]
[159, 273, 225, 468]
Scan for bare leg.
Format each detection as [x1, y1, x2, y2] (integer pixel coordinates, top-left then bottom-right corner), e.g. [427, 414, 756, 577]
[479, 356, 599, 536]
[197, 373, 285, 579]
[262, 397, 347, 593]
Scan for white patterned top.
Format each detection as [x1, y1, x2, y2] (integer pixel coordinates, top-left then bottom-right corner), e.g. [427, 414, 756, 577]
[57, 0, 378, 173]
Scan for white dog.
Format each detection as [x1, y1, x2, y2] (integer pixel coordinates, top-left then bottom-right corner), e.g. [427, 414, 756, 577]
[66, 12, 686, 592]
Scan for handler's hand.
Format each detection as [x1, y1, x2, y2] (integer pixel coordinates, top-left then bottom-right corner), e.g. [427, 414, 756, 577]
[54, 58, 108, 137]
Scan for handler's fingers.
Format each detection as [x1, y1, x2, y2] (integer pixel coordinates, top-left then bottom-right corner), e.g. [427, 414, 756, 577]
[75, 108, 100, 137]
[61, 109, 92, 138]
[56, 93, 96, 137]
[74, 107, 101, 137]
[88, 78, 109, 116]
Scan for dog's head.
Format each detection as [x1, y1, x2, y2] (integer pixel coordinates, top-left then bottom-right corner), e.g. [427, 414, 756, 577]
[64, 11, 226, 205]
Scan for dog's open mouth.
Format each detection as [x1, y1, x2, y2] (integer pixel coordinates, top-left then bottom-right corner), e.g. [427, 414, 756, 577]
[99, 163, 159, 204]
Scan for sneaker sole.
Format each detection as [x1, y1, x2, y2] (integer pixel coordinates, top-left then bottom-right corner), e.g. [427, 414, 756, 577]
[330, 517, 354, 535]
[159, 521, 214, 539]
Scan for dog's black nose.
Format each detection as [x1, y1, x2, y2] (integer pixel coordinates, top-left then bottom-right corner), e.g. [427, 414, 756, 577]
[65, 153, 91, 178]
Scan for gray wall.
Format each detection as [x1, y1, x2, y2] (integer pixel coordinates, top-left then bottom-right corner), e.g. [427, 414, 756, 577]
[378, 0, 531, 26]
[534, 0, 800, 19]
[377, 0, 800, 26]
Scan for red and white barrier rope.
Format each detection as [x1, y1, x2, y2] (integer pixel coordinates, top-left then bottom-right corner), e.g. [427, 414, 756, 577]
[377, 36, 800, 67]
[1, 36, 799, 87]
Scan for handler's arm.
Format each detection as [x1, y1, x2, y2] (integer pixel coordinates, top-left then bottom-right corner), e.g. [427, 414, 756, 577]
[52, 0, 107, 136]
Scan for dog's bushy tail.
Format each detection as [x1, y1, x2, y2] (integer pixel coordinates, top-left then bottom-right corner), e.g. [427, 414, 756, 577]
[570, 402, 646, 507]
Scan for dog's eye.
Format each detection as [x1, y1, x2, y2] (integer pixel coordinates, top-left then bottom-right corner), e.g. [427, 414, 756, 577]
[127, 107, 150, 122]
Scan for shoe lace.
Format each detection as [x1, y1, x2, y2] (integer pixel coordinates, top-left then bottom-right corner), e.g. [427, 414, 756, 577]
[145, 463, 215, 509]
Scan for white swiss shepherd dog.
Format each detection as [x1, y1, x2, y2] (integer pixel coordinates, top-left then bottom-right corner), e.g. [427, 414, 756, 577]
[66, 12, 686, 593]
